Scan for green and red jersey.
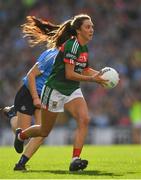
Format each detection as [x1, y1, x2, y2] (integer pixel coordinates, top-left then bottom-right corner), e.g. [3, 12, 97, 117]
[46, 37, 89, 95]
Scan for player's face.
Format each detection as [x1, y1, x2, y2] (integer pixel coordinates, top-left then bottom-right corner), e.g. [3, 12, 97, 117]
[77, 19, 94, 44]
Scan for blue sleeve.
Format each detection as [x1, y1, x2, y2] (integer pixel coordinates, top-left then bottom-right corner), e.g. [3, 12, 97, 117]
[37, 49, 59, 73]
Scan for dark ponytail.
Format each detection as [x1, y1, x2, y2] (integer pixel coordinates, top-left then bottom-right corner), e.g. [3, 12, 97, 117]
[52, 20, 77, 48]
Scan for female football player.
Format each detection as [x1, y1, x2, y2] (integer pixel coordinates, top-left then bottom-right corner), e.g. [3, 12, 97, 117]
[14, 14, 107, 171]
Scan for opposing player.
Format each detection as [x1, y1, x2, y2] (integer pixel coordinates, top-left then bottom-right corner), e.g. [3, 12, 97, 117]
[14, 14, 107, 171]
[2, 16, 60, 171]
[10, 48, 58, 170]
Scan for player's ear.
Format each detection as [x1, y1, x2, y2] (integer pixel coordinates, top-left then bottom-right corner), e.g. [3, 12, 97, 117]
[76, 29, 81, 35]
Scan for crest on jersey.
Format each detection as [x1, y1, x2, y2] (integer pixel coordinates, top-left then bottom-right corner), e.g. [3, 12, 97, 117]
[52, 101, 58, 109]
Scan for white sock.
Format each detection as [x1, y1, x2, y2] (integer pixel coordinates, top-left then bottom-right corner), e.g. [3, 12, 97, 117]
[72, 157, 79, 162]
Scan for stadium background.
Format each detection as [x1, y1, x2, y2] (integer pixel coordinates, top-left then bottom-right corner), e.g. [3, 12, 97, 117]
[0, 0, 141, 145]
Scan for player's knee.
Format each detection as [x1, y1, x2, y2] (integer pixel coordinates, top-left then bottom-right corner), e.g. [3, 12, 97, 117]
[84, 115, 90, 126]
[78, 115, 90, 128]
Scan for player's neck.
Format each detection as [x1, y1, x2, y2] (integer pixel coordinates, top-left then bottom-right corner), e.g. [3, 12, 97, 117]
[77, 36, 88, 46]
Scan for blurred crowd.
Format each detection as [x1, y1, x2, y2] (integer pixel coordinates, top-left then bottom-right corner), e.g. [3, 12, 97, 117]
[0, 0, 141, 139]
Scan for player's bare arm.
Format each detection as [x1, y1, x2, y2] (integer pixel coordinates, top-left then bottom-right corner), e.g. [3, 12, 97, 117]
[65, 63, 107, 86]
[27, 64, 42, 108]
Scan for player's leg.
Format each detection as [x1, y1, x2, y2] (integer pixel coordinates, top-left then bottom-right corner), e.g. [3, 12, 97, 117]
[14, 88, 61, 154]
[22, 109, 45, 158]
[13, 111, 32, 170]
[2, 105, 35, 171]
[3, 105, 32, 132]
[2, 105, 37, 171]
[13, 85, 35, 170]
[2, 105, 17, 133]
[14, 108, 58, 153]
[65, 97, 90, 149]
[14, 109, 45, 171]
[65, 96, 90, 171]
[10, 116, 18, 133]
[17, 111, 31, 129]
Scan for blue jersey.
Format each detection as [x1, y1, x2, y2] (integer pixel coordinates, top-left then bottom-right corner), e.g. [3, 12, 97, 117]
[23, 48, 59, 95]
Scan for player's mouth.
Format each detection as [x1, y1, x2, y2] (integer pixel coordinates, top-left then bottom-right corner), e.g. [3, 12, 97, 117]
[89, 34, 93, 39]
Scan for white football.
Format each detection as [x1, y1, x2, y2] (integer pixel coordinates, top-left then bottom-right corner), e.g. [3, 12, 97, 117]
[100, 67, 120, 88]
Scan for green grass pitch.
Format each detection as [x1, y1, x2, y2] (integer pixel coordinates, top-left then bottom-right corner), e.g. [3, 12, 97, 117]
[0, 145, 141, 179]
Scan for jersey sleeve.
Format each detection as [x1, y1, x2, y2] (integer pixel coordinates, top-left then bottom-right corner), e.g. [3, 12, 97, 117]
[63, 39, 79, 64]
[37, 49, 58, 73]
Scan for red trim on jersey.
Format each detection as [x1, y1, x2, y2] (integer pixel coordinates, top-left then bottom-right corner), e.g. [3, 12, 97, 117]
[77, 52, 88, 62]
[60, 43, 65, 52]
[64, 58, 74, 64]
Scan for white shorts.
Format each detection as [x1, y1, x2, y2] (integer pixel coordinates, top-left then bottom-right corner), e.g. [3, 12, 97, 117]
[41, 87, 84, 112]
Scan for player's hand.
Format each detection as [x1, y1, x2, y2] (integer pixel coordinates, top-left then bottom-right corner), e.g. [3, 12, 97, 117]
[91, 72, 109, 86]
[33, 97, 41, 109]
